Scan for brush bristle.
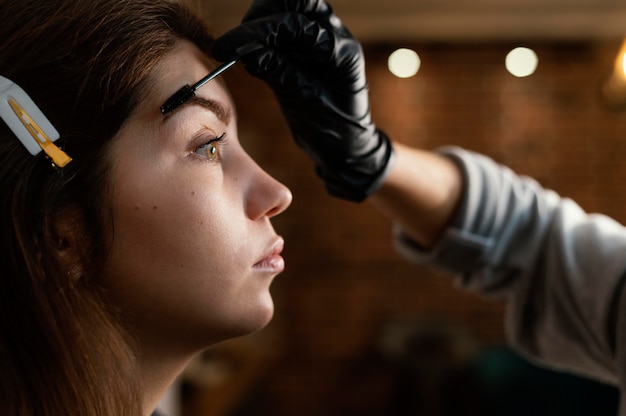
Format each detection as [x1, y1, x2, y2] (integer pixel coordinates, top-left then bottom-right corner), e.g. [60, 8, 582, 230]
[160, 85, 195, 114]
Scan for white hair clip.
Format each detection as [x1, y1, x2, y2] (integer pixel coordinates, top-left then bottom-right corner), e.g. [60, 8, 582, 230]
[0, 76, 71, 167]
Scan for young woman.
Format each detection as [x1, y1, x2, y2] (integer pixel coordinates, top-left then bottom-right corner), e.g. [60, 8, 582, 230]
[0, 0, 291, 414]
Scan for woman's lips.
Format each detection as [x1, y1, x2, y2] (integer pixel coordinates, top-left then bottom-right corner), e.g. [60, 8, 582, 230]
[253, 238, 285, 273]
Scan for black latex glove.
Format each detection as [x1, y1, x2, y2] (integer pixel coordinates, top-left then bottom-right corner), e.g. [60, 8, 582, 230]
[212, 0, 395, 202]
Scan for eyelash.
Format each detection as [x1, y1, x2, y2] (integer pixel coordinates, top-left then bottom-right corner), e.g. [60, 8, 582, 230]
[193, 132, 227, 161]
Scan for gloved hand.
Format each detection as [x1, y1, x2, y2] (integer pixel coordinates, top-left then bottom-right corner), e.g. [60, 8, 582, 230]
[212, 0, 395, 202]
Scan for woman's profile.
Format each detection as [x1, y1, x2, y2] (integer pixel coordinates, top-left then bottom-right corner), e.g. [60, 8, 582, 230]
[0, 0, 292, 414]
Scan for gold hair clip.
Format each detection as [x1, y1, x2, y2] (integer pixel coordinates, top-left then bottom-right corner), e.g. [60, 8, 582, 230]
[0, 76, 72, 167]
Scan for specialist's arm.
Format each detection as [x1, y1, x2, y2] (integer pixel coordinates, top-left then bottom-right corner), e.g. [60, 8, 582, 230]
[381, 143, 626, 387]
[368, 142, 464, 249]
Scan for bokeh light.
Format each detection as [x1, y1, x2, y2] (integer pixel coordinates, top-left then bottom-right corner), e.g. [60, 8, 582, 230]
[388, 48, 421, 78]
[505, 47, 538, 77]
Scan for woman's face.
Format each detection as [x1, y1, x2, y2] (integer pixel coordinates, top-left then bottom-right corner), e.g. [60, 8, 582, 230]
[102, 41, 292, 350]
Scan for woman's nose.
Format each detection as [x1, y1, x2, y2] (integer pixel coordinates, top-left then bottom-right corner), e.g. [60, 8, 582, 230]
[244, 157, 292, 220]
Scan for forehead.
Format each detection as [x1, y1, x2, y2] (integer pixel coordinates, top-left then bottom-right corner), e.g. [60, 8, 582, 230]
[157, 42, 216, 93]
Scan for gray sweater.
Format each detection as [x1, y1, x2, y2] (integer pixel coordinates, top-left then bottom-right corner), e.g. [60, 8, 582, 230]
[393, 147, 626, 414]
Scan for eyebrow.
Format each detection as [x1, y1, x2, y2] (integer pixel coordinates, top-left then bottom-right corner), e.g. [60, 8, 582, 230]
[162, 96, 232, 126]
[187, 96, 231, 125]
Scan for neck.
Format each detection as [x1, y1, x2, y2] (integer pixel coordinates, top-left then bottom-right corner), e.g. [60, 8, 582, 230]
[139, 343, 197, 416]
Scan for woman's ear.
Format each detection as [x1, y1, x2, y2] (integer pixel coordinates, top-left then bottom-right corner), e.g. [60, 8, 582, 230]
[53, 206, 86, 283]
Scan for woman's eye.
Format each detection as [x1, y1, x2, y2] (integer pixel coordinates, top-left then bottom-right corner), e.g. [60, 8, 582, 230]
[193, 133, 226, 161]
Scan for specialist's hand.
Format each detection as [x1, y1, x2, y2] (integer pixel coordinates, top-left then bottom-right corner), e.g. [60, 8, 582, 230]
[212, 0, 395, 202]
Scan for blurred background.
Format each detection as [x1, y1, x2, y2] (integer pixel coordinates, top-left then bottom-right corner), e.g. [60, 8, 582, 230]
[162, 1, 626, 415]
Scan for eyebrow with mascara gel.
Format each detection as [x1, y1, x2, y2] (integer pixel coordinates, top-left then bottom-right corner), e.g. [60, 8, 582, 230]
[160, 60, 237, 115]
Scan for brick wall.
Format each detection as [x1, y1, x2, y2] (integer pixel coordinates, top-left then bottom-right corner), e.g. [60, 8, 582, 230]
[200, 40, 626, 415]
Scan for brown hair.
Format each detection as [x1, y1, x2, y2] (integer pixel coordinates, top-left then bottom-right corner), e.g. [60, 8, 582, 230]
[0, 0, 214, 414]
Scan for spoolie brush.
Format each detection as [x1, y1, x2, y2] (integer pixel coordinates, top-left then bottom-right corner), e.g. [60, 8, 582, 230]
[160, 59, 237, 115]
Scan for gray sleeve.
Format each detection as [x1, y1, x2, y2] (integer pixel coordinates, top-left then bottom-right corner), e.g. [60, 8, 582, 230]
[394, 146, 626, 385]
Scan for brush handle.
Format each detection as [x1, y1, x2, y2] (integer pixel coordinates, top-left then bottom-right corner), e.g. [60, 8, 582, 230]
[193, 60, 237, 91]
